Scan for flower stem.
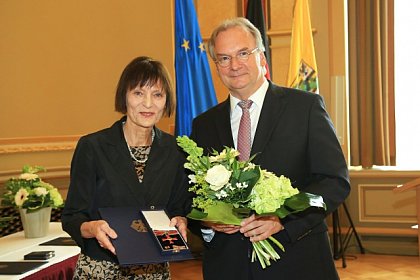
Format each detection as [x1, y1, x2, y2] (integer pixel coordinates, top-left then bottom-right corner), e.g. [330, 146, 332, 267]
[260, 239, 280, 260]
[252, 242, 268, 269]
[268, 236, 285, 252]
[251, 238, 285, 269]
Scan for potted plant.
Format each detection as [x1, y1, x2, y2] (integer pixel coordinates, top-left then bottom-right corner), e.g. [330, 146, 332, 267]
[1, 165, 64, 238]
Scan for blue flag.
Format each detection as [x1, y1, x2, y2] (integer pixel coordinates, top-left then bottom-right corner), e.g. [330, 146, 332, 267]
[175, 0, 218, 136]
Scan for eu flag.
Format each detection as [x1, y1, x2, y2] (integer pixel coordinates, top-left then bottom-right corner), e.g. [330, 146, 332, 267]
[175, 0, 217, 136]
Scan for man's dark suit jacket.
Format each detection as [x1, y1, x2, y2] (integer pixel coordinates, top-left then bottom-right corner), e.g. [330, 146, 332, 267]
[62, 117, 190, 263]
[190, 83, 350, 280]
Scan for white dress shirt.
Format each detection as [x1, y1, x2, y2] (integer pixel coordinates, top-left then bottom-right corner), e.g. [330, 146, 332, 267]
[230, 80, 269, 149]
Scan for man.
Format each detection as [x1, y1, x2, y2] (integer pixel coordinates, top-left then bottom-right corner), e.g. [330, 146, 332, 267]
[190, 17, 350, 279]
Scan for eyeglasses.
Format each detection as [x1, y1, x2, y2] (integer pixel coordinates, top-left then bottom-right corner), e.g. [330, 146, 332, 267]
[215, 48, 259, 68]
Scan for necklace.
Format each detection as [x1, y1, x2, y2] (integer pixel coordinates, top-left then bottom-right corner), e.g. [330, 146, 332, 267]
[126, 129, 155, 164]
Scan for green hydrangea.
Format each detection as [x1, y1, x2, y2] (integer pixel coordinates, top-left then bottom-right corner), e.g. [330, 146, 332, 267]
[250, 170, 299, 214]
[49, 187, 64, 207]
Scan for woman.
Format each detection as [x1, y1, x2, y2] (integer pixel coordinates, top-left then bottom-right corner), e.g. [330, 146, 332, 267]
[62, 56, 190, 279]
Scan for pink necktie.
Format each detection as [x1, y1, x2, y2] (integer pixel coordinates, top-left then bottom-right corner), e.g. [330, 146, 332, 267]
[237, 100, 253, 161]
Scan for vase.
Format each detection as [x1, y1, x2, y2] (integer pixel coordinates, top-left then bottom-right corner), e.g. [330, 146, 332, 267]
[19, 207, 52, 238]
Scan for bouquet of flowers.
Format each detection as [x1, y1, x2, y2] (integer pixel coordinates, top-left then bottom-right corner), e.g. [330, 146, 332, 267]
[1, 165, 64, 213]
[177, 136, 326, 269]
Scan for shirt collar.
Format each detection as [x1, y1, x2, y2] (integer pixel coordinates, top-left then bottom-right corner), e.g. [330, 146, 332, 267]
[229, 80, 269, 112]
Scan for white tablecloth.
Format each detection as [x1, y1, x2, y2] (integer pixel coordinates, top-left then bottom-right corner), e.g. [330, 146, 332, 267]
[0, 222, 80, 279]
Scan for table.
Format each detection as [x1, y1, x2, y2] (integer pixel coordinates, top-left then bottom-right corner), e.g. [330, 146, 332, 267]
[0, 222, 80, 279]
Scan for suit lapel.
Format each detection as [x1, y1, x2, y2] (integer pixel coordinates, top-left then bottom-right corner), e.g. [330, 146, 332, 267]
[251, 84, 289, 164]
[215, 98, 235, 149]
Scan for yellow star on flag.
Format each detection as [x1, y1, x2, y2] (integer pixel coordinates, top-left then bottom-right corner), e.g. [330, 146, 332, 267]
[181, 39, 190, 51]
[198, 42, 205, 52]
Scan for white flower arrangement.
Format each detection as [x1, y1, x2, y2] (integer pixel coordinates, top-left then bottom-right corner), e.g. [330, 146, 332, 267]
[1, 165, 64, 213]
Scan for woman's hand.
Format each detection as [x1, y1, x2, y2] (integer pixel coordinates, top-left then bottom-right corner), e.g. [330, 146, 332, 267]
[80, 220, 118, 254]
[170, 216, 188, 241]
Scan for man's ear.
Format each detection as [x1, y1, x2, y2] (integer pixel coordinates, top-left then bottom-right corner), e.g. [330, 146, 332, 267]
[259, 51, 267, 68]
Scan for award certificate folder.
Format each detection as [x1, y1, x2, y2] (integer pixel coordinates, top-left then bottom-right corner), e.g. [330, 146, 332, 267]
[99, 207, 193, 266]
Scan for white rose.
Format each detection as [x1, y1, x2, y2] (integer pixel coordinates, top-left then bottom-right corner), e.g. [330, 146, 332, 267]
[205, 165, 231, 191]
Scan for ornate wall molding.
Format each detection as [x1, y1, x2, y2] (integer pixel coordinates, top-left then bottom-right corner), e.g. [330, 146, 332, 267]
[0, 136, 80, 155]
[0, 166, 70, 179]
[350, 167, 420, 178]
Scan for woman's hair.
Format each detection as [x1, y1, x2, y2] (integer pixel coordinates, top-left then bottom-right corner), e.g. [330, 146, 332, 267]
[115, 56, 174, 117]
[207, 17, 265, 61]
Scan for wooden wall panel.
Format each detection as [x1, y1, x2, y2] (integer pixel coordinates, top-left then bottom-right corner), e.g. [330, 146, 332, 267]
[196, 0, 242, 38]
[358, 184, 416, 223]
[268, 0, 294, 31]
[345, 170, 420, 255]
[269, 34, 292, 86]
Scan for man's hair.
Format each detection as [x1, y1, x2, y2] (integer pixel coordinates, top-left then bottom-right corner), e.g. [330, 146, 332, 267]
[207, 17, 265, 61]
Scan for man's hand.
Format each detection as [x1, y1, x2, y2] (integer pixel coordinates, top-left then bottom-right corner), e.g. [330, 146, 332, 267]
[202, 221, 240, 234]
[240, 214, 284, 242]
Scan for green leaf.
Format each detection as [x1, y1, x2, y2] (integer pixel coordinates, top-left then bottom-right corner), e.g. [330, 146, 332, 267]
[285, 192, 326, 210]
[187, 208, 208, 220]
[232, 207, 251, 219]
[274, 192, 326, 218]
[187, 201, 242, 225]
[236, 168, 260, 201]
[22, 165, 45, 174]
[199, 157, 210, 170]
[238, 168, 260, 183]
[274, 207, 292, 218]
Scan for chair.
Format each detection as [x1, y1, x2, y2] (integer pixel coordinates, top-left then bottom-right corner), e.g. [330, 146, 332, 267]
[0, 207, 23, 237]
